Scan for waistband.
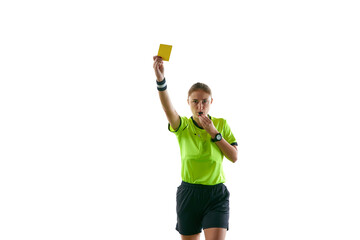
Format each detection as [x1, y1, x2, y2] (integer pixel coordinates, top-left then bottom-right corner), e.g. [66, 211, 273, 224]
[180, 181, 224, 189]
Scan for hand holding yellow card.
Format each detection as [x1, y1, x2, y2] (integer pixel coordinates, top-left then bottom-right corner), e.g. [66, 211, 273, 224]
[158, 44, 172, 61]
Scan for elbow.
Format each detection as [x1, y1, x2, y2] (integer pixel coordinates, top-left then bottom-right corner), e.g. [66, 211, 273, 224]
[228, 154, 237, 163]
[230, 145, 238, 163]
[225, 145, 238, 163]
[231, 150, 238, 163]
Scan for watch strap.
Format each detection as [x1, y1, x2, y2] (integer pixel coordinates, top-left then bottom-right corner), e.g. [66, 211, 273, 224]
[211, 133, 222, 142]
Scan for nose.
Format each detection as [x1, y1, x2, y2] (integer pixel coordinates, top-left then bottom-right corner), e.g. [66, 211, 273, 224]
[198, 102, 204, 110]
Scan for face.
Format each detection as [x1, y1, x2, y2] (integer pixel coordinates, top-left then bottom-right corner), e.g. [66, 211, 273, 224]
[187, 90, 213, 119]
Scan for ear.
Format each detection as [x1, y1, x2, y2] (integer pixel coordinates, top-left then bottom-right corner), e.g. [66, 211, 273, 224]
[210, 98, 213, 104]
[187, 98, 190, 105]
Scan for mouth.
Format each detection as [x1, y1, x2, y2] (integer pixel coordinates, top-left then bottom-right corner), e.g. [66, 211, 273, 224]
[198, 112, 203, 116]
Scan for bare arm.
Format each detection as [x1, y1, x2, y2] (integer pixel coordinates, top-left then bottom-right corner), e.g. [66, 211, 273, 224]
[214, 138, 238, 163]
[153, 56, 180, 130]
[198, 114, 238, 163]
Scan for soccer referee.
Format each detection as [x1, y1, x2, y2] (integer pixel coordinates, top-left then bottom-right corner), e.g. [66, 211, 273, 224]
[153, 55, 238, 240]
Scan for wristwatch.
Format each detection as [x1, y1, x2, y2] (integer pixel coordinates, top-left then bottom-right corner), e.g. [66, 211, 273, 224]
[211, 133, 222, 142]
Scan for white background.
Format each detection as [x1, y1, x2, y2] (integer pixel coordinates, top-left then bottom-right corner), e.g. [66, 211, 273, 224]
[1, 0, 359, 239]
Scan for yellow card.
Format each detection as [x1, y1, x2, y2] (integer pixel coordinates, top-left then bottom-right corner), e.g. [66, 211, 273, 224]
[158, 44, 172, 61]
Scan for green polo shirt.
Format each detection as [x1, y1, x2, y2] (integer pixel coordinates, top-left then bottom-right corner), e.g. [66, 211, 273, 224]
[169, 115, 237, 185]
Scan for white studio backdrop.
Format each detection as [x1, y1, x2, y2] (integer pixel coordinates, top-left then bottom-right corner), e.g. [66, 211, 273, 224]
[1, 0, 359, 239]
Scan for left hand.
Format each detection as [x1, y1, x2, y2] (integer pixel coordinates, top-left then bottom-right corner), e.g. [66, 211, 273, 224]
[198, 114, 218, 138]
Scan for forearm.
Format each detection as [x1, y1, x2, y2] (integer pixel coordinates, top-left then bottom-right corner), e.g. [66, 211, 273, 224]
[215, 138, 238, 163]
[209, 132, 238, 163]
[158, 88, 176, 115]
[157, 80, 180, 129]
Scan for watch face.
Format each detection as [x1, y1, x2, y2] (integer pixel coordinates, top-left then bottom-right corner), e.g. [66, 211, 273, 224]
[216, 134, 221, 140]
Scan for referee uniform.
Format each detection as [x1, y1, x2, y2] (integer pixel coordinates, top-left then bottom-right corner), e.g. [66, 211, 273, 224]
[169, 115, 238, 236]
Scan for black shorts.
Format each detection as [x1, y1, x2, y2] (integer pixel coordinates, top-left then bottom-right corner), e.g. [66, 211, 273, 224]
[176, 181, 230, 235]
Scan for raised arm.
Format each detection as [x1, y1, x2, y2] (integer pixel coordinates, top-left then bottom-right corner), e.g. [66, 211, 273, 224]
[153, 56, 180, 130]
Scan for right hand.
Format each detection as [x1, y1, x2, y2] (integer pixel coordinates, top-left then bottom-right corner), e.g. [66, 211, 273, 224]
[153, 56, 164, 82]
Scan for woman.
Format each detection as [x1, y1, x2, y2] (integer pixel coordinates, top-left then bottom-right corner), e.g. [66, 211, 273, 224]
[153, 56, 238, 240]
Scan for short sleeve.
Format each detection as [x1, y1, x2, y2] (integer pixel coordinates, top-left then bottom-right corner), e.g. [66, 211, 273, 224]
[168, 116, 188, 136]
[222, 119, 238, 146]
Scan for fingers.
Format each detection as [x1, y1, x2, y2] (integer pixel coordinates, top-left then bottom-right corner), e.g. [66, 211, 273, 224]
[153, 58, 161, 67]
[198, 115, 217, 135]
[199, 114, 209, 120]
[204, 116, 213, 125]
[153, 56, 163, 68]
[153, 55, 163, 61]
[153, 59, 158, 68]
[199, 114, 210, 125]
[153, 61, 163, 72]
